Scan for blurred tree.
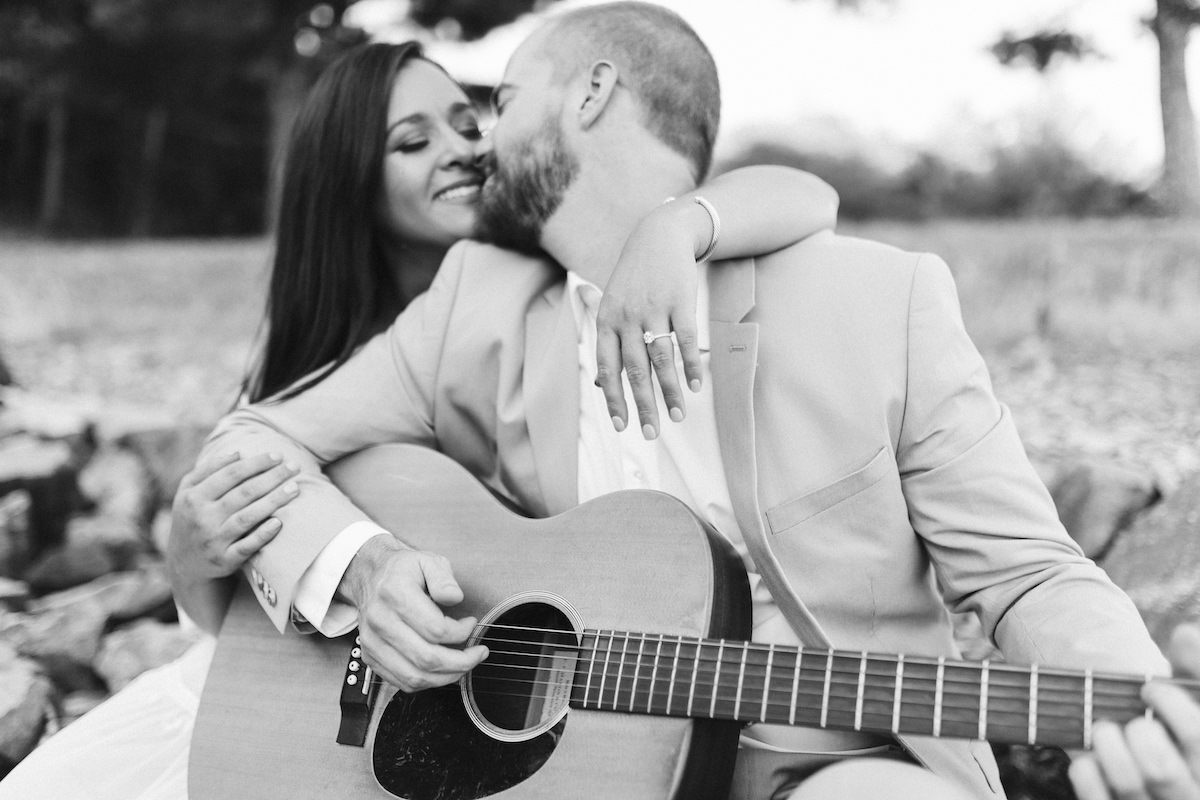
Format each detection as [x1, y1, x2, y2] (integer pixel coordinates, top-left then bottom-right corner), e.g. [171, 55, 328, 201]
[1153, 0, 1200, 217]
[0, 0, 364, 235]
[991, 30, 1098, 71]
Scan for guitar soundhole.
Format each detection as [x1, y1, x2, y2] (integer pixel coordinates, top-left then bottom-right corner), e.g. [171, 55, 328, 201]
[372, 595, 580, 800]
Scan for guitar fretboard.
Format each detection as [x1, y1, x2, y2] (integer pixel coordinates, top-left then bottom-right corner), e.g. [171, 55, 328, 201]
[568, 631, 1192, 749]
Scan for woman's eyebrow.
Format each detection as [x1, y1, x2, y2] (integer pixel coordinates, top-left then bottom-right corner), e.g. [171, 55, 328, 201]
[386, 113, 428, 135]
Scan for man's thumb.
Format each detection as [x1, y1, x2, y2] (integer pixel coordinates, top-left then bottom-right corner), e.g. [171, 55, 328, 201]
[420, 555, 464, 606]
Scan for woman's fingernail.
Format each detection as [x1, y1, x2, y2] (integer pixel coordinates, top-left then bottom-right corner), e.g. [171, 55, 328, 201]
[642, 424, 657, 440]
[265, 518, 282, 530]
[285, 461, 300, 472]
[283, 481, 299, 495]
[269, 453, 282, 462]
[689, 379, 701, 392]
[669, 407, 684, 423]
[612, 416, 626, 432]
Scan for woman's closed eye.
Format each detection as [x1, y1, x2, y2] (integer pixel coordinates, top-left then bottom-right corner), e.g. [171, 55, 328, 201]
[394, 138, 429, 154]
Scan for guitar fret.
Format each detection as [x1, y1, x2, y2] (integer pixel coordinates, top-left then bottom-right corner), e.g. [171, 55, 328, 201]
[1083, 668, 1094, 749]
[646, 635, 664, 714]
[892, 655, 904, 735]
[710, 641, 725, 719]
[613, 634, 631, 711]
[854, 652, 867, 731]
[820, 650, 833, 728]
[583, 633, 601, 708]
[597, 632, 614, 710]
[933, 656, 946, 738]
[667, 636, 682, 715]
[979, 660, 990, 741]
[1145, 674, 1155, 721]
[629, 634, 646, 712]
[734, 646, 748, 720]
[790, 645, 802, 726]
[1028, 664, 1039, 745]
[687, 641, 700, 717]
[761, 644, 775, 723]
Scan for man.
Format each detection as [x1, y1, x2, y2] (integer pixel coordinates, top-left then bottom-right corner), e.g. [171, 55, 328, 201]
[201, 4, 1196, 798]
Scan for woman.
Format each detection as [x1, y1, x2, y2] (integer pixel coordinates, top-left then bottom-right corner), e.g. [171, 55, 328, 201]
[0, 42, 835, 798]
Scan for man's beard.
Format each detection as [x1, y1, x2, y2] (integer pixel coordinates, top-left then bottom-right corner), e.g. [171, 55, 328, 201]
[476, 117, 579, 255]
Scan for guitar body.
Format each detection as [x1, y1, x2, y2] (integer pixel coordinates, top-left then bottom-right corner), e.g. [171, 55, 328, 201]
[191, 445, 751, 800]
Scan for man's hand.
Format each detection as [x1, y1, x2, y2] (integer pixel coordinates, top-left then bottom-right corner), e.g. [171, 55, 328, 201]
[339, 535, 488, 693]
[1070, 625, 1200, 800]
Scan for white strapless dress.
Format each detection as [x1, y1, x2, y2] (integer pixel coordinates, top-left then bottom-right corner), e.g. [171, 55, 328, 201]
[0, 636, 215, 800]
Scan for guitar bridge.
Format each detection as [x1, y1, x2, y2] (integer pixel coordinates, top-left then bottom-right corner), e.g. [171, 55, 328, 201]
[337, 632, 380, 746]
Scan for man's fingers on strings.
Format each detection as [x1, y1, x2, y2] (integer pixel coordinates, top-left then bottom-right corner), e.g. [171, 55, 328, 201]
[1092, 720, 1152, 800]
[1124, 716, 1200, 800]
[595, 327, 628, 432]
[1144, 683, 1200, 768]
[1071, 757, 1117, 800]
[619, 329, 660, 440]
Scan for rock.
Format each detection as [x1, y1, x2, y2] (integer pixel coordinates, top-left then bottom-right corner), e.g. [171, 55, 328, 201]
[94, 619, 200, 692]
[0, 435, 81, 553]
[22, 540, 136, 595]
[0, 490, 32, 579]
[116, 424, 211, 504]
[77, 445, 157, 529]
[63, 512, 147, 553]
[0, 604, 105, 693]
[1049, 460, 1160, 560]
[1101, 473, 1200, 647]
[0, 577, 29, 611]
[27, 566, 174, 625]
[0, 387, 93, 446]
[0, 642, 52, 770]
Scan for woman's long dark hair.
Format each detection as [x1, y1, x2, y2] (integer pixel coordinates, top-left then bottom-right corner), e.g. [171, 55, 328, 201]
[245, 42, 424, 403]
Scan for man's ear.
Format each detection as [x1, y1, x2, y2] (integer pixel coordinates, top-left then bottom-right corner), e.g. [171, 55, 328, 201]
[578, 60, 619, 129]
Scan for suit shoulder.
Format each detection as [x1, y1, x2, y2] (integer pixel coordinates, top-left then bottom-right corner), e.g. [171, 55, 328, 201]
[760, 229, 927, 275]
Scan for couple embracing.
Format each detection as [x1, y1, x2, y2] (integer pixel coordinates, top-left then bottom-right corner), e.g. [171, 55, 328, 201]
[5, 4, 1198, 800]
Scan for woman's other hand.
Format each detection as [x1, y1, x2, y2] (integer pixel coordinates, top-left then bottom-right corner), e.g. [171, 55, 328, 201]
[167, 451, 299, 582]
[595, 200, 703, 440]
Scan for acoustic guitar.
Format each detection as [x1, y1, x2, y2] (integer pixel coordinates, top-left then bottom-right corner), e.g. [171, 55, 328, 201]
[191, 444, 1191, 800]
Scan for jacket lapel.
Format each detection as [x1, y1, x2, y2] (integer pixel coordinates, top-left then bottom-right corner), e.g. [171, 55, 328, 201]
[708, 258, 832, 648]
[523, 284, 580, 516]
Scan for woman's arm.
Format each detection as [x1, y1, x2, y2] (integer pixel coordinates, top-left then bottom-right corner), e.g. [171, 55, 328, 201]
[167, 452, 298, 634]
[596, 166, 838, 437]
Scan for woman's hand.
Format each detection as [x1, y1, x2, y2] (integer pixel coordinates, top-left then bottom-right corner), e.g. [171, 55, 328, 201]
[1069, 625, 1200, 800]
[167, 451, 299, 581]
[595, 201, 703, 440]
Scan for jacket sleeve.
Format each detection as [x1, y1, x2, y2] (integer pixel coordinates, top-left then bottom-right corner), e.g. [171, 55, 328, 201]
[198, 241, 469, 632]
[896, 253, 1166, 674]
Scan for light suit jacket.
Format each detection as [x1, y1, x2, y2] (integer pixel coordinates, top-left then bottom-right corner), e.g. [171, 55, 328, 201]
[205, 233, 1166, 798]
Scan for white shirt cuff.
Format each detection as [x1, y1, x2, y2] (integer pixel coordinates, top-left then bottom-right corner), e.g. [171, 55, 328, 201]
[293, 521, 391, 637]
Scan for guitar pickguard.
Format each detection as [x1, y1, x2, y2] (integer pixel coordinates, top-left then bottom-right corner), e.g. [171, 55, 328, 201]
[373, 686, 564, 800]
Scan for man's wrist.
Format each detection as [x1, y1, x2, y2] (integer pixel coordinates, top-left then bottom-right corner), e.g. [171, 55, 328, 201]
[336, 533, 410, 608]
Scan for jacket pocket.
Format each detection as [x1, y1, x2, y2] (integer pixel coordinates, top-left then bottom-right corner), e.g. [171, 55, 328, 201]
[765, 447, 892, 535]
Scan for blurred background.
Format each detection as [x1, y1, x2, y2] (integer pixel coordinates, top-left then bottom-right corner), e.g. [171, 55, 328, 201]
[0, 1, 1198, 796]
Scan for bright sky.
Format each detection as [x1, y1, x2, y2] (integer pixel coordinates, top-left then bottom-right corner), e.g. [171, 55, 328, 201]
[348, 0, 1200, 184]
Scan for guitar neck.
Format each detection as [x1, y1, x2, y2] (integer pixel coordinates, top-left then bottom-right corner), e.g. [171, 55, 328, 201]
[568, 631, 1195, 749]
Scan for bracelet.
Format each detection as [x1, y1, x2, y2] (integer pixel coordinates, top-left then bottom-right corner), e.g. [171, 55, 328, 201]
[692, 196, 721, 262]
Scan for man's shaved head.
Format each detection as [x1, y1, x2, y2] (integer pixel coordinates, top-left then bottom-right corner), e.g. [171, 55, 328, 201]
[537, 2, 720, 180]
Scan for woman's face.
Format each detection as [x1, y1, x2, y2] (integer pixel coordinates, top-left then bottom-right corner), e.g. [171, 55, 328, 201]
[376, 59, 484, 248]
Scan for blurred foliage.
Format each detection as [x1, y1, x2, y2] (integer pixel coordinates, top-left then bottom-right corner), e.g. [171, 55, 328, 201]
[0, 0, 364, 236]
[409, 0, 546, 40]
[721, 134, 1157, 220]
[991, 31, 1099, 72]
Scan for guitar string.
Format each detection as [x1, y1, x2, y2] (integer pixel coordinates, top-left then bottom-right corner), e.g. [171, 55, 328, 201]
[471, 639, 1173, 702]
[475, 624, 1190, 693]
[463, 660, 1150, 723]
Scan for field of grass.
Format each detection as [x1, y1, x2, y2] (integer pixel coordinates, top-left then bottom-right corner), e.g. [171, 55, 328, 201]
[1, 220, 1199, 485]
